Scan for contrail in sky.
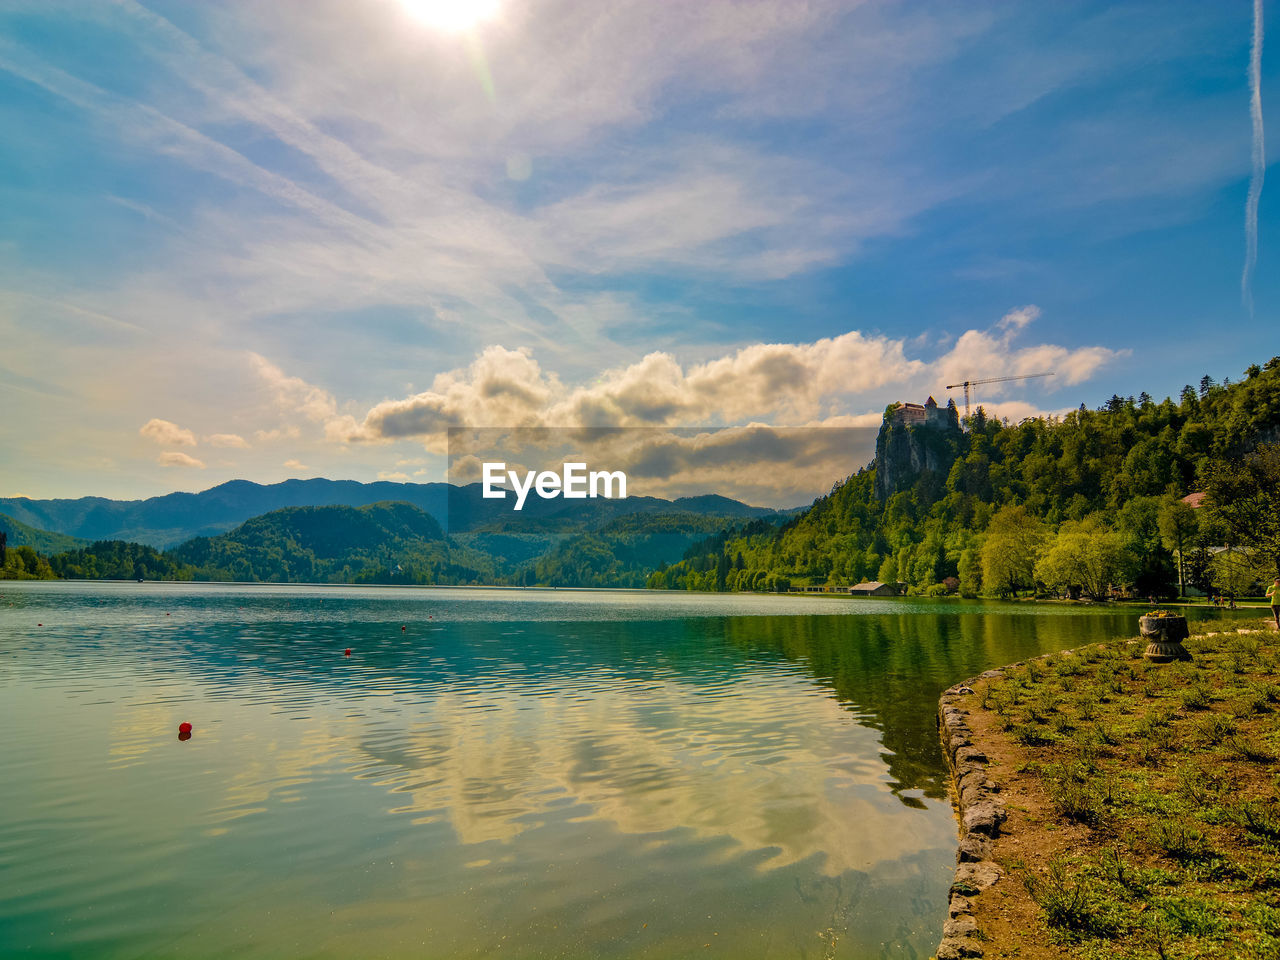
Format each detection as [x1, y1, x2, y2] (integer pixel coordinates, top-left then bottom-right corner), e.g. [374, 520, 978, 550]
[1243, 0, 1266, 315]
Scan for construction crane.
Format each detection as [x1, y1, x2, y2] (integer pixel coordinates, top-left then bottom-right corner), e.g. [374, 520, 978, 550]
[945, 372, 1054, 420]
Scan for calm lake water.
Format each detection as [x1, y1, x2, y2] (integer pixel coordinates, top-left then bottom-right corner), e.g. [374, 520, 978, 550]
[0, 582, 1251, 959]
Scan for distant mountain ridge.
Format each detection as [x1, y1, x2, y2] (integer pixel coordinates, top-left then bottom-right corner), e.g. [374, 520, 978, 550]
[0, 478, 781, 549]
[35, 499, 779, 588]
[0, 479, 447, 549]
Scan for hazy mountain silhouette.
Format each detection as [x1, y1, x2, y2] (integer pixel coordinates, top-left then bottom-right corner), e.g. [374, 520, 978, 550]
[0, 478, 780, 549]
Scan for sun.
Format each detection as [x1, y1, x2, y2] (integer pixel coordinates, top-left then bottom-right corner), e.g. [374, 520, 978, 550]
[399, 0, 500, 32]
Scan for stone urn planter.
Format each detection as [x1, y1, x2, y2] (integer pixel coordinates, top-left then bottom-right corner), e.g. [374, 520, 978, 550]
[1140, 612, 1191, 663]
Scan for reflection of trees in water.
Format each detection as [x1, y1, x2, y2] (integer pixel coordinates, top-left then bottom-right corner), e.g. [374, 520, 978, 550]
[149, 600, 1156, 807]
[720, 609, 1148, 802]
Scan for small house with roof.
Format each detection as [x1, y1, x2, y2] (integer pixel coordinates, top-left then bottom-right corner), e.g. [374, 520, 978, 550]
[848, 581, 901, 597]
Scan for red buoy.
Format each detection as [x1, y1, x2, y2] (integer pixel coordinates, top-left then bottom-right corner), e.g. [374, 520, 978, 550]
[178, 722, 192, 735]
[344, 648, 352, 656]
[401, 625, 406, 632]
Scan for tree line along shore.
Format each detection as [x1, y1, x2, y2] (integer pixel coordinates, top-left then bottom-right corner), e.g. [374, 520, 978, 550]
[652, 357, 1280, 600]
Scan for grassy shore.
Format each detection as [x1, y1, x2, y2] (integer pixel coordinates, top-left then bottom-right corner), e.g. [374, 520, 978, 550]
[955, 618, 1280, 959]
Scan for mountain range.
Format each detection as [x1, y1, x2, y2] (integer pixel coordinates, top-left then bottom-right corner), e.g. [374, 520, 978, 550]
[5, 479, 792, 587]
[0, 478, 783, 549]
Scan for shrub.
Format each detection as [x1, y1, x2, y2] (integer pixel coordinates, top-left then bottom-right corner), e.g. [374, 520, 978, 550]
[1227, 637, 1262, 662]
[1026, 697, 1057, 723]
[1015, 724, 1056, 746]
[1229, 693, 1269, 718]
[1178, 682, 1213, 711]
[1050, 780, 1109, 827]
[1022, 859, 1126, 940]
[1175, 763, 1217, 805]
[1227, 736, 1277, 763]
[1193, 714, 1237, 745]
[1236, 802, 1280, 843]
[1136, 712, 1177, 750]
[1152, 822, 1215, 863]
[1249, 681, 1280, 705]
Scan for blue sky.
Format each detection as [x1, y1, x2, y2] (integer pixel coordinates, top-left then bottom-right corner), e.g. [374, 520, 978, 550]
[0, 0, 1274, 502]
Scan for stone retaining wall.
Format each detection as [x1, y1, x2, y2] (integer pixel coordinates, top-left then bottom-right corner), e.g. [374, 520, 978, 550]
[933, 670, 1008, 960]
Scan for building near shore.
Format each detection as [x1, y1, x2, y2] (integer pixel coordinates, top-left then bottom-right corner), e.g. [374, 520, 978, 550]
[849, 581, 901, 597]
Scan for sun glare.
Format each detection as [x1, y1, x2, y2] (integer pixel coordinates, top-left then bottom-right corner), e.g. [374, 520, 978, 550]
[399, 0, 500, 32]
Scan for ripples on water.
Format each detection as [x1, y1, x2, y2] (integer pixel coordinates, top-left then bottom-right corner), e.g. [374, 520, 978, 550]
[0, 583, 1251, 958]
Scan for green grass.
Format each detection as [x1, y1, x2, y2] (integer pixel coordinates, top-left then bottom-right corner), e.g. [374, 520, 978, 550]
[973, 618, 1280, 958]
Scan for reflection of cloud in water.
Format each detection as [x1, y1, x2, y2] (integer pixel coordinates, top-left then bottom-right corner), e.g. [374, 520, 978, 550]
[207, 725, 336, 823]
[190, 670, 950, 876]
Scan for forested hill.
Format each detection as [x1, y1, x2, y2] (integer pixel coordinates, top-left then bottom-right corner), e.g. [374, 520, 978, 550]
[514, 512, 736, 588]
[166, 502, 487, 584]
[32, 501, 775, 587]
[42, 502, 490, 585]
[650, 357, 1280, 596]
[0, 511, 87, 555]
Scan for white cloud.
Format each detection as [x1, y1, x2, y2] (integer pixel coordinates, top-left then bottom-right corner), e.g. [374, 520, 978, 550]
[312, 307, 1116, 446]
[319, 331, 922, 448]
[227, 308, 1123, 502]
[205, 433, 250, 448]
[140, 418, 197, 446]
[317, 345, 559, 448]
[996, 305, 1039, 332]
[0, 2, 1233, 502]
[157, 451, 205, 468]
[934, 308, 1125, 395]
[254, 425, 302, 443]
[250, 352, 337, 422]
[0, 0, 978, 378]
[282, 458, 307, 470]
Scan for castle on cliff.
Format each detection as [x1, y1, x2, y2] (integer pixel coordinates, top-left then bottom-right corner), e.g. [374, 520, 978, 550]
[874, 396, 963, 500]
[887, 396, 951, 428]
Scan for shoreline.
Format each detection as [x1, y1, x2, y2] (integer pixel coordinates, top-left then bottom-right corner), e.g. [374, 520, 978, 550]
[935, 669, 1012, 959]
[933, 620, 1280, 959]
[8, 576, 1277, 612]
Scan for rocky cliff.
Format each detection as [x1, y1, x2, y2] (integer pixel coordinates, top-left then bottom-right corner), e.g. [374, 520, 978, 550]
[873, 398, 963, 500]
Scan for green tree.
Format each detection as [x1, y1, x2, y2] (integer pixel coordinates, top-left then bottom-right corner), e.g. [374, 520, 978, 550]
[1210, 548, 1260, 598]
[1114, 496, 1176, 598]
[1158, 496, 1198, 597]
[1034, 516, 1125, 600]
[877, 555, 898, 584]
[980, 505, 1047, 597]
[649, 359, 1280, 598]
[1203, 444, 1280, 580]
[958, 547, 982, 597]
[1, 545, 56, 580]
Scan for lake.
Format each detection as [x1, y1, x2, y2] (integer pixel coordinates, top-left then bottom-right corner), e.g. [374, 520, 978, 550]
[0, 582, 1251, 958]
